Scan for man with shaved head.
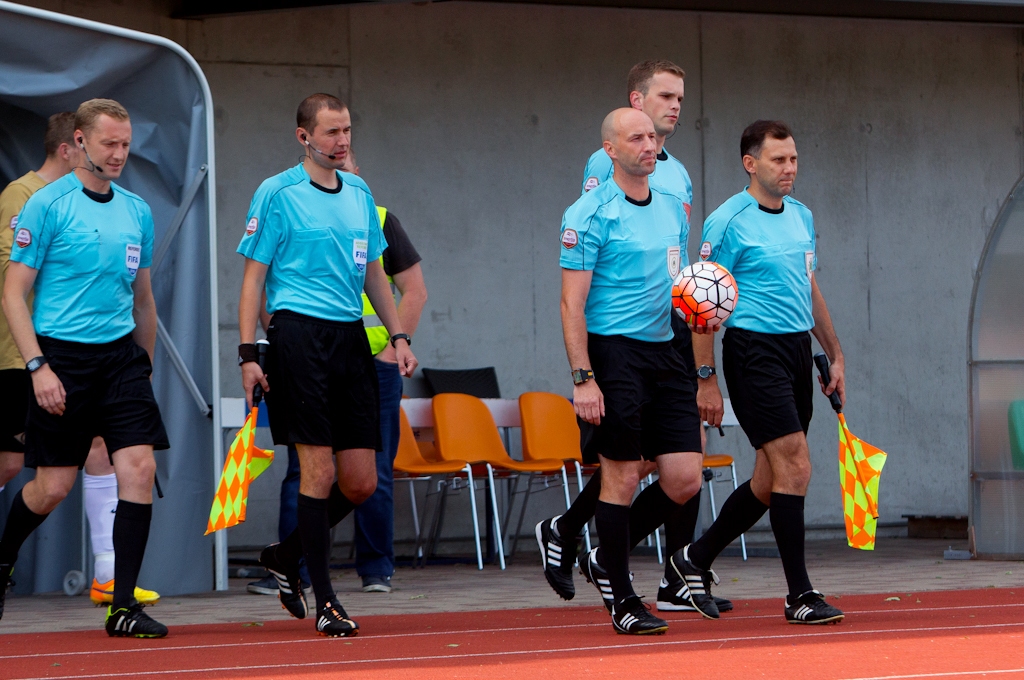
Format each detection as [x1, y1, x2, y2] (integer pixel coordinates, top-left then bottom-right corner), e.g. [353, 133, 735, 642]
[557, 108, 705, 635]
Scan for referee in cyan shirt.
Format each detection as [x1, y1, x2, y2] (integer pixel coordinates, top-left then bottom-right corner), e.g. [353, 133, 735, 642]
[670, 120, 846, 624]
[560, 108, 704, 635]
[0, 99, 169, 638]
[238, 94, 416, 638]
[538, 59, 731, 617]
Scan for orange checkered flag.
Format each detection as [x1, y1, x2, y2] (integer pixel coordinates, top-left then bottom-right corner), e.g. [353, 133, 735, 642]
[205, 407, 274, 535]
[815, 354, 888, 551]
[207, 339, 274, 535]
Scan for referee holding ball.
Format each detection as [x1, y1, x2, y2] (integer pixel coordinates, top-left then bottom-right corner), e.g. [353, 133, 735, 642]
[0, 99, 169, 638]
[670, 120, 846, 624]
[560, 108, 704, 635]
[238, 94, 416, 638]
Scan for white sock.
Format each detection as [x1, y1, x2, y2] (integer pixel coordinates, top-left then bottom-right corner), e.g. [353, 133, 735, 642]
[83, 472, 118, 582]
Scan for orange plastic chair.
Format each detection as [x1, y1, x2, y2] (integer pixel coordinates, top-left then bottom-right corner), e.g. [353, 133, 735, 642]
[519, 391, 598, 552]
[702, 453, 747, 560]
[432, 393, 570, 568]
[393, 407, 487, 569]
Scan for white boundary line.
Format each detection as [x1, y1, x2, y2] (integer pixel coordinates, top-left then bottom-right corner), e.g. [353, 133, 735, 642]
[10, 621, 1024, 680]
[3, 601, 1024, 661]
[841, 670, 1024, 680]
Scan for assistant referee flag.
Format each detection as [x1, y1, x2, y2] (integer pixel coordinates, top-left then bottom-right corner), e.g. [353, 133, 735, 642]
[206, 407, 274, 535]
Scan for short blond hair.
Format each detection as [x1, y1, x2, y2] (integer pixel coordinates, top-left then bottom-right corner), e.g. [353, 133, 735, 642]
[75, 98, 129, 136]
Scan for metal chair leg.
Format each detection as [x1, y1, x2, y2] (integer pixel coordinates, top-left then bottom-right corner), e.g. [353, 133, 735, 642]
[465, 465, 484, 570]
[509, 473, 536, 561]
[486, 463, 506, 570]
[575, 461, 592, 554]
[731, 462, 747, 561]
[562, 465, 572, 510]
[408, 478, 424, 559]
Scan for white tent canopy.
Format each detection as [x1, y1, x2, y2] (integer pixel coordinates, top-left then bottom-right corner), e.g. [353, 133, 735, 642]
[0, 1, 222, 595]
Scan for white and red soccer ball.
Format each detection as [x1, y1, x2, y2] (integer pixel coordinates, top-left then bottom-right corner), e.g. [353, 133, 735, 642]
[672, 262, 738, 328]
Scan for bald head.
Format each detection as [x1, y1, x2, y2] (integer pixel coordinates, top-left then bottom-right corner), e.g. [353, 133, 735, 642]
[602, 108, 657, 179]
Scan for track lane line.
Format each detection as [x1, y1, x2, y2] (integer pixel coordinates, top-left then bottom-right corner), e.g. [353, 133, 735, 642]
[841, 669, 1024, 680]
[10, 620, 1024, 680]
[2, 601, 1022, 661]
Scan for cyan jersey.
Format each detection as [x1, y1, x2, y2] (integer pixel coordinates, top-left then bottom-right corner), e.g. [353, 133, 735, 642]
[582, 148, 693, 230]
[11, 172, 154, 343]
[560, 179, 687, 342]
[700, 190, 816, 334]
[237, 164, 386, 323]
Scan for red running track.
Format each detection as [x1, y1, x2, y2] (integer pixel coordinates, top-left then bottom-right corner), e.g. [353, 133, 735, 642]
[2, 588, 1024, 680]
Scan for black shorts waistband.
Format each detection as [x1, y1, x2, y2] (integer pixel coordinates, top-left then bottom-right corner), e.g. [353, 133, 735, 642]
[37, 333, 134, 354]
[725, 328, 811, 342]
[588, 332, 672, 352]
[271, 309, 365, 330]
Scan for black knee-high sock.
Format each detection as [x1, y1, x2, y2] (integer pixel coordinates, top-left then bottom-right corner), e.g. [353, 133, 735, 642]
[556, 470, 600, 539]
[688, 481, 767, 570]
[278, 484, 356, 566]
[664, 489, 701, 579]
[0, 490, 49, 566]
[595, 500, 634, 605]
[112, 500, 152, 609]
[297, 494, 334, 610]
[627, 480, 673, 550]
[770, 492, 813, 598]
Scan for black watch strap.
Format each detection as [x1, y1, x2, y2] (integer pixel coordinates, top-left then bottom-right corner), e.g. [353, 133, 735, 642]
[390, 333, 411, 348]
[696, 364, 716, 380]
[26, 356, 47, 373]
[572, 368, 594, 385]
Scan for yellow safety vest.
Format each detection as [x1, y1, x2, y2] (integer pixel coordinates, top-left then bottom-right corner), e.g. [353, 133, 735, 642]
[361, 205, 395, 355]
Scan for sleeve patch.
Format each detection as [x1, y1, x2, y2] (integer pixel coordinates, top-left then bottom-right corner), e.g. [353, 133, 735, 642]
[583, 177, 599, 193]
[9, 215, 16, 230]
[683, 203, 692, 222]
[699, 241, 712, 260]
[15, 228, 31, 247]
[561, 229, 579, 249]
[246, 217, 258, 235]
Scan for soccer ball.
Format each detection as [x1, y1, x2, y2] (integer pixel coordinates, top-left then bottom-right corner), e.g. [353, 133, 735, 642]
[672, 262, 738, 328]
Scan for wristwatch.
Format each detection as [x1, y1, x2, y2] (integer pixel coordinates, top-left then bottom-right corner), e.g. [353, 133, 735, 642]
[571, 368, 594, 385]
[696, 364, 716, 380]
[26, 356, 47, 373]
[390, 333, 412, 348]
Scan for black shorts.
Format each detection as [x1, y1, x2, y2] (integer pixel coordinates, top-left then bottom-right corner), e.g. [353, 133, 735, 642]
[265, 310, 381, 452]
[0, 368, 30, 453]
[722, 328, 813, 450]
[25, 335, 170, 469]
[580, 333, 702, 464]
[670, 314, 697, 390]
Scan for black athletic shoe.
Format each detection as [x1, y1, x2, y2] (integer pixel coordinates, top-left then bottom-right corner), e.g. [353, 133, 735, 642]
[668, 544, 720, 619]
[105, 604, 168, 638]
[612, 596, 668, 635]
[536, 516, 578, 601]
[260, 543, 308, 620]
[579, 547, 614, 612]
[316, 598, 359, 637]
[785, 590, 845, 624]
[656, 577, 734, 613]
[0, 564, 12, 621]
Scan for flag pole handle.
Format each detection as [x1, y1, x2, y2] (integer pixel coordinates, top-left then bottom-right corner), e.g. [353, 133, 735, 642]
[253, 339, 269, 406]
[813, 352, 843, 413]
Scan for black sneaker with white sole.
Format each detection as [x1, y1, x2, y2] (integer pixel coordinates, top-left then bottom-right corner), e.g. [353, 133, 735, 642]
[316, 598, 359, 637]
[579, 547, 614, 612]
[656, 577, 734, 613]
[105, 603, 168, 638]
[785, 589, 844, 624]
[612, 595, 668, 635]
[260, 543, 308, 619]
[668, 544, 720, 619]
[0, 564, 12, 621]
[536, 516, 578, 601]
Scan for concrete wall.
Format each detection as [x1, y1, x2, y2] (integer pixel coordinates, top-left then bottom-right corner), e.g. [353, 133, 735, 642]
[12, 1, 1024, 550]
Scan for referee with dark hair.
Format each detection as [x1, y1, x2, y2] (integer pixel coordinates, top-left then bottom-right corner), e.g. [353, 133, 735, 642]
[0, 98, 169, 638]
[238, 93, 416, 638]
[670, 120, 846, 624]
[560, 108, 705, 635]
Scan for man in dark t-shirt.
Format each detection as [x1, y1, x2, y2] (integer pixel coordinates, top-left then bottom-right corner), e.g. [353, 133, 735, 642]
[345, 151, 427, 593]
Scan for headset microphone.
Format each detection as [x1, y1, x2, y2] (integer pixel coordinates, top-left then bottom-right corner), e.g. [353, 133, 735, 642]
[303, 136, 337, 160]
[78, 139, 100, 173]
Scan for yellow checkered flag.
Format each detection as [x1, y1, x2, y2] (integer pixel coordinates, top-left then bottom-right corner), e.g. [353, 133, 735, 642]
[815, 354, 888, 551]
[205, 407, 274, 535]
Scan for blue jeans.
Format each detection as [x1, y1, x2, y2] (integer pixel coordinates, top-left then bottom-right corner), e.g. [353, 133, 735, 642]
[280, 445, 310, 583]
[354, 359, 403, 578]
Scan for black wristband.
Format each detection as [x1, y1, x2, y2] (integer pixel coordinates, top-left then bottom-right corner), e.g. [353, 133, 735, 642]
[390, 333, 412, 348]
[238, 343, 259, 364]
